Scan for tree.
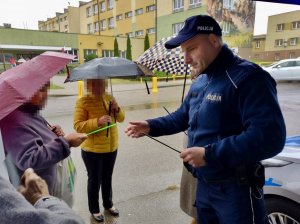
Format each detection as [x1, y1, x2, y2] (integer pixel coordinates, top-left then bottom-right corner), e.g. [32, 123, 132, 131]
[126, 35, 132, 60]
[85, 53, 98, 62]
[144, 33, 150, 51]
[114, 37, 120, 57]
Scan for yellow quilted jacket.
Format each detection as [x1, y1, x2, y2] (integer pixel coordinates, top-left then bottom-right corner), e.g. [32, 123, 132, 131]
[73, 94, 125, 153]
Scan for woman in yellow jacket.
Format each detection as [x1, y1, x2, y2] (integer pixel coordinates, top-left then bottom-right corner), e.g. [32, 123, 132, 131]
[73, 79, 124, 222]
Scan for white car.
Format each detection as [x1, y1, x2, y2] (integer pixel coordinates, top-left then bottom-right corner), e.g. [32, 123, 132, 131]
[262, 59, 300, 81]
[263, 136, 300, 224]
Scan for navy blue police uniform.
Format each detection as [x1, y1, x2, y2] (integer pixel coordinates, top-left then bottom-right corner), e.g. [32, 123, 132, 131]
[147, 44, 286, 224]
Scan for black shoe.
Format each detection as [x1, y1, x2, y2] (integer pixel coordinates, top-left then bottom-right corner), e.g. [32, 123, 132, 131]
[92, 213, 104, 222]
[106, 207, 119, 216]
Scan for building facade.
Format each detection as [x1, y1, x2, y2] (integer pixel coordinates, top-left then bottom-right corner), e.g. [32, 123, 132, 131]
[38, 0, 156, 46]
[252, 10, 300, 61]
[0, 28, 144, 68]
[38, 6, 80, 33]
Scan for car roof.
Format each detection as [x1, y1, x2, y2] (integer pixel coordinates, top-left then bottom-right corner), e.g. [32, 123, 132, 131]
[276, 58, 300, 63]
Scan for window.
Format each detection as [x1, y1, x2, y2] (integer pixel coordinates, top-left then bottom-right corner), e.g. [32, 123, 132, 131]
[84, 49, 97, 58]
[295, 60, 300, 66]
[292, 21, 300, 30]
[189, 0, 202, 8]
[135, 30, 144, 36]
[116, 14, 123, 21]
[100, 19, 106, 30]
[102, 50, 114, 57]
[275, 39, 283, 47]
[100, 1, 105, 12]
[126, 32, 134, 37]
[64, 16, 67, 21]
[223, 0, 234, 10]
[147, 28, 155, 34]
[290, 37, 298, 46]
[274, 53, 280, 61]
[222, 21, 231, 35]
[172, 22, 184, 35]
[120, 51, 126, 58]
[64, 25, 68, 29]
[276, 23, 284, 32]
[275, 61, 294, 68]
[135, 8, 143, 15]
[86, 7, 93, 17]
[146, 5, 156, 12]
[94, 22, 99, 32]
[173, 0, 184, 12]
[125, 11, 133, 18]
[107, 0, 114, 10]
[87, 23, 93, 33]
[108, 17, 114, 29]
[255, 41, 260, 49]
[93, 4, 98, 14]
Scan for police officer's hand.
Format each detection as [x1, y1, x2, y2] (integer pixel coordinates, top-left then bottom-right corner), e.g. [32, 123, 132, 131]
[125, 121, 150, 138]
[18, 168, 49, 205]
[180, 147, 207, 167]
[65, 132, 87, 147]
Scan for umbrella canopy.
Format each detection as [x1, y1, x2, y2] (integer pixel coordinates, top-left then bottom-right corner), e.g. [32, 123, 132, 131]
[135, 37, 191, 75]
[65, 57, 150, 82]
[0, 51, 75, 121]
[17, 58, 26, 64]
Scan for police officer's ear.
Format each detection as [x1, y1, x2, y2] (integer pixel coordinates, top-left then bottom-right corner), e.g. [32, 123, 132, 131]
[208, 34, 222, 48]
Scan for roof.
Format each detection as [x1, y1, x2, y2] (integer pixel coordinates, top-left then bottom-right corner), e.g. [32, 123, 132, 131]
[0, 44, 72, 51]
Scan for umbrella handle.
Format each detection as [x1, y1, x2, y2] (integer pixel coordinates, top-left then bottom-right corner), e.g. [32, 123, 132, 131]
[145, 80, 150, 94]
[106, 101, 112, 137]
[181, 69, 188, 103]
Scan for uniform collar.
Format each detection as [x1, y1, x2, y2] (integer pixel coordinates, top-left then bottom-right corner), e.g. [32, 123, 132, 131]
[202, 44, 236, 78]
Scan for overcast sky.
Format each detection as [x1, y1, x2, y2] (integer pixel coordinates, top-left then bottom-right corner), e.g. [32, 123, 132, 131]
[0, 1, 300, 35]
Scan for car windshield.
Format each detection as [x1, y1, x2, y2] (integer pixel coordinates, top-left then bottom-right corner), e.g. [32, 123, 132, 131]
[264, 62, 278, 68]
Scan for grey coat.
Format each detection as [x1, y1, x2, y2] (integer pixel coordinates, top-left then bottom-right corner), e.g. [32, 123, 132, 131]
[0, 176, 84, 224]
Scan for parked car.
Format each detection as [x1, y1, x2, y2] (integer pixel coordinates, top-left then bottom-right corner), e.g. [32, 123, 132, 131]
[262, 58, 300, 81]
[263, 136, 300, 224]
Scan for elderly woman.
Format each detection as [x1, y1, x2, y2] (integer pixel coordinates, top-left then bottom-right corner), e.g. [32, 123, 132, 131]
[73, 79, 124, 222]
[0, 82, 87, 194]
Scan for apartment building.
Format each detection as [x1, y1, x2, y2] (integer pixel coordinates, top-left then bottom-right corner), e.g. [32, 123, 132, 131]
[38, 0, 156, 46]
[252, 34, 267, 60]
[38, 6, 80, 33]
[252, 10, 300, 61]
[80, 0, 156, 45]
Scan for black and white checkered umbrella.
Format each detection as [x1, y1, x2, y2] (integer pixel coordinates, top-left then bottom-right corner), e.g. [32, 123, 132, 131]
[136, 37, 190, 75]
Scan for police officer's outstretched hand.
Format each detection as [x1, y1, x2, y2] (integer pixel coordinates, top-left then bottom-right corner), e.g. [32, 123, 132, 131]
[180, 147, 207, 167]
[125, 121, 150, 138]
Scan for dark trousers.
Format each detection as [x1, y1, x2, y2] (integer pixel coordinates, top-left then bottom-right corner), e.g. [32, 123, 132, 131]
[81, 149, 117, 214]
[196, 178, 269, 224]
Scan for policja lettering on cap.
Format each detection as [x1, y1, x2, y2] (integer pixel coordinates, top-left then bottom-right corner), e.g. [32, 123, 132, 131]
[165, 14, 222, 49]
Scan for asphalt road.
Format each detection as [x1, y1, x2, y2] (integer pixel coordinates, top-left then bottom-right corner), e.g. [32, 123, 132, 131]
[43, 80, 300, 224]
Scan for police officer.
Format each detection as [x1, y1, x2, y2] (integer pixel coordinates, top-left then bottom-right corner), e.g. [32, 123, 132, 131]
[125, 15, 286, 224]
